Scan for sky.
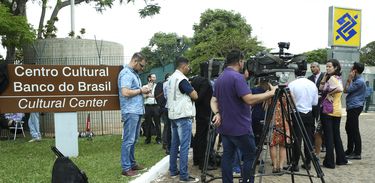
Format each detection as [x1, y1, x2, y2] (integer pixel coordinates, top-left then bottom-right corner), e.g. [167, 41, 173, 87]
[1, 0, 375, 61]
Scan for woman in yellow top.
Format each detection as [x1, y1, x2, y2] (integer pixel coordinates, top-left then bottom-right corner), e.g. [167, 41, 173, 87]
[319, 59, 349, 169]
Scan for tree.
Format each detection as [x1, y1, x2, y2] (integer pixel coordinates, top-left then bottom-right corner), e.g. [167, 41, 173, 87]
[360, 41, 375, 66]
[140, 32, 190, 71]
[0, 0, 160, 62]
[303, 48, 328, 64]
[187, 9, 264, 74]
[0, 3, 35, 62]
[37, 0, 161, 38]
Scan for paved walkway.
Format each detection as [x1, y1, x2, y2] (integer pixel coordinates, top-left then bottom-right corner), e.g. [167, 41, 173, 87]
[154, 111, 375, 183]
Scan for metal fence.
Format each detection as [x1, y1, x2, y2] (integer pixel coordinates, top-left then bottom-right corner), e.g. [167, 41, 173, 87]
[22, 56, 127, 137]
[140, 63, 175, 83]
[40, 110, 122, 137]
[19, 56, 174, 137]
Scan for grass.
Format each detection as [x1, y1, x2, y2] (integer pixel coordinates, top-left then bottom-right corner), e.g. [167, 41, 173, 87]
[0, 135, 166, 183]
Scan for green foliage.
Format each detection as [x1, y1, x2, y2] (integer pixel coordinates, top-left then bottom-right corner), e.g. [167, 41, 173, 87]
[141, 32, 190, 72]
[360, 41, 375, 66]
[39, 0, 161, 38]
[188, 9, 264, 74]
[303, 48, 328, 64]
[0, 135, 165, 183]
[42, 18, 58, 39]
[138, 4, 161, 18]
[0, 4, 35, 50]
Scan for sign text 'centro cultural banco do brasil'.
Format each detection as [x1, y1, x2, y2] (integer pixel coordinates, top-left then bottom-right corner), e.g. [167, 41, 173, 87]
[0, 64, 122, 113]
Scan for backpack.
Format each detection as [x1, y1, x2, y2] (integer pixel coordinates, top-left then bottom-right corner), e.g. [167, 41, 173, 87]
[51, 147, 89, 183]
[154, 81, 166, 109]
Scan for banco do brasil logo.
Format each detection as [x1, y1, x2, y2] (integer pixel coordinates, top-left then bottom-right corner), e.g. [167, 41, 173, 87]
[336, 13, 358, 42]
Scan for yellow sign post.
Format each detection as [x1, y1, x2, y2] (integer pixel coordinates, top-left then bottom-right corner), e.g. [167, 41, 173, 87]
[329, 7, 361, 47]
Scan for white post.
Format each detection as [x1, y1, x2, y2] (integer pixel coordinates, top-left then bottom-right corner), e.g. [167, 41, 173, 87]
[54, 112, 79, 157]
[70, 0, 75, 35]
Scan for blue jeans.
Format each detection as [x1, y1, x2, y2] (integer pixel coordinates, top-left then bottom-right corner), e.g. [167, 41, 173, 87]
[232, 148, 242, 173]
[121, 113, 142, 171]
[221, 134, 256, 183]
[169, 118, 192, 181]
[28, 112, 41, 139]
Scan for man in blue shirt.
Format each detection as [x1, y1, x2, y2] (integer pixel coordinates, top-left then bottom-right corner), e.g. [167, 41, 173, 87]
[118, 52, 151, 177]
[364, 81, 373, 112]
[210, 50, 276, 183]
[343, 62, 366, 160]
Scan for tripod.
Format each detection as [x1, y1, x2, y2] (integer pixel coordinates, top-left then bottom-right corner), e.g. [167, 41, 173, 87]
[200, 113, 224, 183]
[251, 85, 325, 183]
[200, 114, 243, 182]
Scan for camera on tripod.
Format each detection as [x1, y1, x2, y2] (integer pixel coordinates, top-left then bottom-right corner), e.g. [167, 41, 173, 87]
[246, 42, 307, 85]
[199, 58, 225, 79]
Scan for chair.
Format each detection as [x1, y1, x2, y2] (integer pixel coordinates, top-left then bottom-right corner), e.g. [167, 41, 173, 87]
[8, 120, 25, 140]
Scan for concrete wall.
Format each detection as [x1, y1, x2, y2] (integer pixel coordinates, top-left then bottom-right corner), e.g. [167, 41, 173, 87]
[23, 38, 124, 65]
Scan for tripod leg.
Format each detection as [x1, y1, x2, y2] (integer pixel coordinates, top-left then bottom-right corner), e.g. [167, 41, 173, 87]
[251, 88, 281, 179]
[284, 87, 325, 183]
[201, 123, 215, 182]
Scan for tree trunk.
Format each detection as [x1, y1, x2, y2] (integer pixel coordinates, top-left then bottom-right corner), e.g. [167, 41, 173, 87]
[50, 0, 86, 24]
[45, 0, 85, 37]
[5, 0, 28, 62]
[37, 0, 48, 39]
[14, 0, 27, 16]
[5, 45, 16, 64]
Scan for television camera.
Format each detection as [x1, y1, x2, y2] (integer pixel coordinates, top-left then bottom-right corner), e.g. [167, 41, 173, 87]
[246, 42, 307, 85]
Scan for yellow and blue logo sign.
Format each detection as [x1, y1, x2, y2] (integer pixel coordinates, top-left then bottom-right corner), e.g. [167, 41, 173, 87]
[332, 7, 361, 47]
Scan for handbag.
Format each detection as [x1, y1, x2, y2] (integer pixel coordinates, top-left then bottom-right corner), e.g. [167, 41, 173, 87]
[322, 97, 333, 114]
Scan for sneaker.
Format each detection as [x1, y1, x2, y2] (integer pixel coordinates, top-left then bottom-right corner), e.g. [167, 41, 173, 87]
[233, 166, 241, 176]
[179, 176, 199, 183]
[170, 171, 180, 178]
[346, 160, 353, 165]
[122, 170, 139, 177]
[28, 139, 37, 143]
[131, 164, 146, 171]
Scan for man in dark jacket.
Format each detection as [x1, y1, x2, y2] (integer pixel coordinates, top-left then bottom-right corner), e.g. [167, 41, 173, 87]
[307, 62, 325, 155]
[190, 76, 215, 170]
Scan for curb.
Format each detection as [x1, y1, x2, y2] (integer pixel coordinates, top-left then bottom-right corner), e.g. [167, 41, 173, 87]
[130, 155, 169, 183]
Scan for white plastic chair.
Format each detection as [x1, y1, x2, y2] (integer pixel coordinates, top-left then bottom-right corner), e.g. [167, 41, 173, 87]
[9, 120, 25, 140]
